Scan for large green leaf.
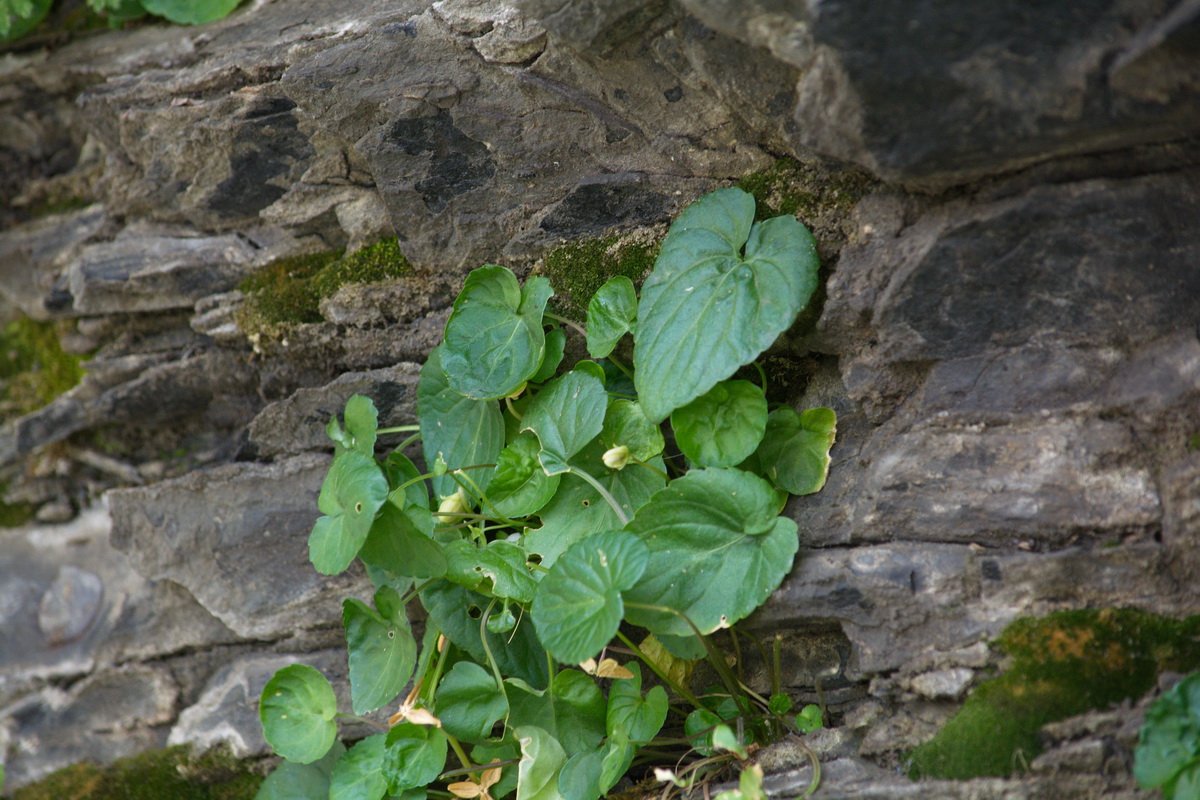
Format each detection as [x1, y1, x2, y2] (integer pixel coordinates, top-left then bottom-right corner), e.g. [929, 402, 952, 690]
[327, 394, 379, 456]
[623, 468, 799, 637]
[419, 345, 505, 498]
[343, 588, 417, 715]
[490, 433, 562, 518]
[435, 661, 510, 743]
[442, 539, 538, 603]
[671, 380, 767, 468]
[258, 742, 345, 800]
[586, 277, 637, 359]
[558, 749, 604, 800]
[606, 662, 668, 744]
[633, 188, 819, 422]
[309, 450, 389, 575]
[532, 532, 648, 665]
[521, 370, 608, 475]
[515, 726, 568, 800]
[330, 734, 388, 800]
[524, 440, 665, 569]
[359, 503, 447, 580]
[507, 670, 607, 757]
[260, 664, 339, 764]
[754, 407, 836, 495]
[441, 265, 554, 400]
[421, 582, 550, 690]
[382, 723, 448, 794]
[599, 400, 663, 462]
[141, 0, 241, 24]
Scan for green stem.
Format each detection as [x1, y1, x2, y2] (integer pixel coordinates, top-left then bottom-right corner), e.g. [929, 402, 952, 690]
[450, 470, 524, 529]
[505, 395, 524, 419]
[378, 424, 421, 435]
[543, 312, 587, 340]
[446, 733, 473, 774]
[423, 631, 452, 706]
[479, 598, 505, 690]
[605, 353, 634, 380]
[567, 467, 629, 525]
[630, 456, 669, 482]
[772, 634, 783, 698]
[753, 361, 768, 394]
[393, 431, 423, 452]
[614, 630, 705, 712]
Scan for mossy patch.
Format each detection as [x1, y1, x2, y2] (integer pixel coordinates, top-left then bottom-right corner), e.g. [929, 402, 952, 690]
[906, 608, 1200, 780]
[736, 156, 876, 226]
[11, 745, 261, 800]
[237, 238, 411, 336]
[535, 234, 658, 319]
[0, 315, 86, 417]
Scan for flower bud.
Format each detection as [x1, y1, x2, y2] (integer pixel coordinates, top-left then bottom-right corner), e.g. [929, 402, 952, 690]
[436, 488, 470, 523]
[602, 445, 631, 470]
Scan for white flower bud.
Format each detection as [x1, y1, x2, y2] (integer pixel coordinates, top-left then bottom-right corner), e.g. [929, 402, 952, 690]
[602, 445, 631, 470]
[436, 488, 470, 523]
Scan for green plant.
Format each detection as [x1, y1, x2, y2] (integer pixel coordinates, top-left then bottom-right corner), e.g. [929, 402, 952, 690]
[0, 315, 86, 416]
[1135, 671, 1200, 799]
[256, 187, 837, 800]
[2, 0, 245, 41]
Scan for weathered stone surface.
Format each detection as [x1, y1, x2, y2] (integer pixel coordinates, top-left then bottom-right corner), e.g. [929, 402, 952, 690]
[247, 363, 421, 458]
[0, 205, 107, 319]
[108, 453, 369, 639]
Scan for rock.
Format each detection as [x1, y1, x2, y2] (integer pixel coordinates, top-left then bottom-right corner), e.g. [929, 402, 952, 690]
[36, 565, 103, 646]
[247, 363, 422, 458]
[107, 453, 370, 639]
[909, 668, 974, 701]
[0, 205, 108, 320]
[191, 291, 247, 345]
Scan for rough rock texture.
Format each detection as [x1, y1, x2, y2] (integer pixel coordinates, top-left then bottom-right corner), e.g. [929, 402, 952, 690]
[2, 0, 1199, 796]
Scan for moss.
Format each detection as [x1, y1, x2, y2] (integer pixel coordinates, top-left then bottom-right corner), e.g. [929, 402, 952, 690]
[536, 235, 658, 319]
[736, 156, 876, 225]
[906, 608, 1200, 780]
[236, 238, 411, 336]
[0, 482, 35, 528]
[12, 746, 261, 800]
[0, 315, 86, 417]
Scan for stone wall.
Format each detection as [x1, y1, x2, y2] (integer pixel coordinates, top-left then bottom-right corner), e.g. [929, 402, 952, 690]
[1, 0, 1198, 796]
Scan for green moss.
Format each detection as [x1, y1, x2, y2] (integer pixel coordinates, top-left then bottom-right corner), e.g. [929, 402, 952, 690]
[537, 235, 658, 319]
[0, 315, 86, 416]
[28, 195, 92, 219]
[237, 238, 411, 335]
[906, 608, 1200, 780]
[11, 745, 261, 800]
[0, 481, 34, 528]
[736, 157, 876, 224]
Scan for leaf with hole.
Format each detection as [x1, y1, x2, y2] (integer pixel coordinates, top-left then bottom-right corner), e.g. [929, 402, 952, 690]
[671, 380, 767, 468]
[623, 468, 799, 638]
[260, 664, 339, 764]
[383, 723, 448, 794]
[309, 449, 389, 575]
[343, 587, 417, 715]
[359, 503, 447, 580]
[419, 345, 505, 497]
[586, 277, 637, 359]
[489, 433, 562, 518]
[443, 539, 537, 603]
[521, 369, 608, 475]
[441, 265, 554, 400]
[633, 187, 819, 422]
[754, 407, 836, 495]
[532, 531, 648, 665]
[435, 661, 510, 743]
[599, 399, 663, 462]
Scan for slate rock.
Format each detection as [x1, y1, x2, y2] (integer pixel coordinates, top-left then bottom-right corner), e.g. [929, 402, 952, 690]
[107, 453, 369, 639]
[0, 205, 107, 320]
[247, 363, 422, 458]
[37, 565, 104, 646]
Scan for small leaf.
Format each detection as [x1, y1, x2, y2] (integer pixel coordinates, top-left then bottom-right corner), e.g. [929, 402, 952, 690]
[436, 661, 510, 743]
[637, 634, 696, 690]
[599, 400, 663, 462]
[713, 765, 767, 800]
[489, 433, 562, 518]
[754, 407, 837, 495]
[633, 187, 819, 422]
[443, 539, 538, 603]
[796, 704, 823, 734]
[419, 345, 505, 498]
[624, 468, 799, 638]
[441, 265, 554, 400]
[711, 725, 747, 758]
[383, 723, 448, 794]
[532, 531, 649, 665]
[343, 591, 417, 715]
[359, 503, 448, 580]
[256, 742, 346, 800]
[383, 450, 428, 509]
[140, 0, 241, 24]
[310, 450, 389, 575]
[344, 394, 380, 455]
[768, 693, 794, 716]
[558, 749, 604, 800]
[521, 370, 607, 475]
[671, 380, 767, 468]
[684, 709, 722, 757]
[260, 664, 339, 764]
[330, 734, 389, 800]
[586, 277, 637, 359]
[508, 670, 607, 757]
[515, 726, 568, 800]
[606, 662, 668, 744]
[532, 329, 567, 384]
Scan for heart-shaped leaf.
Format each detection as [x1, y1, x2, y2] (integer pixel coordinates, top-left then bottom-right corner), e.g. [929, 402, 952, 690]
[490, 433, 562, 518]
[623, 468, 799, 637]
[671, 380, 767, 468]
[309, 449, 389, 575]
[558, 749, 604, 800]
[606, 662, 668, 744]
[327, 394, 379, 456]
[586, 277, 637, 359]
[257, 742, 345, 800]
[754, 407, 836, 495]
[419, 344, 505, 498]
[507, 670, 607, 757]
[359, 503, 447, 580]
[330, 734, 388, 800]
[515, 726, 568, 800]
[260, 664, 339, 764]
[435, 661, 510, 743]
[443, 539, 538, 603]
[343, 587, 417, 715]
[633, 188, 819, 421]
[383, 723, 448, 794]
[599, 400, 663, 462]
[521, 369, 607, 475]
[532, 531, 649, 665]
[441, 265, 554, 400]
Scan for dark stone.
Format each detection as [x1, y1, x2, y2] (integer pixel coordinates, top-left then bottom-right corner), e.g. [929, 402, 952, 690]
[387, 111, 497, 213]
[540, 175, 669, 235]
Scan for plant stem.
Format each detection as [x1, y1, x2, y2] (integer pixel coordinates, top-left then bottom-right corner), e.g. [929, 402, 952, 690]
[543, 312, 587, 340]
[446, 732, 474, 774]
[393, 431, 423, 452]
[567, 467, 629, 525]
[614, 630, 705, 711]
[378, 424, 422, 435]
[753, 361, 768, 394]
[479, 598, 505, 691]
[631, 456, 669, 482]
[606, 353, 635, 380]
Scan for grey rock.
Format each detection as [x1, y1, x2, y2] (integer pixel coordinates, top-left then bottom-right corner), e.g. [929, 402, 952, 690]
[37, 566, 104, 646]
[191, 291, 247, 345]
[908, 668, 974, 701]
[108, 453, 370, 639]
[0, 205, 107, 320]
[247, 363, 422, 458]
